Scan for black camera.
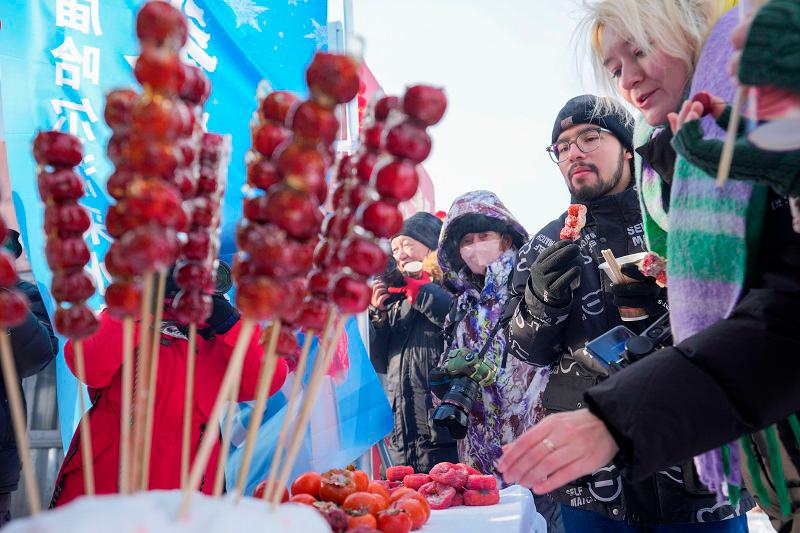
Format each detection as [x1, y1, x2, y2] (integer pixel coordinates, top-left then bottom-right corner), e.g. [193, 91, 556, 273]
[584, 312, 671, 373]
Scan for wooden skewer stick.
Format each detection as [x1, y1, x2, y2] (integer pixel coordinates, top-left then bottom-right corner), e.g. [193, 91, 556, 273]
[234, 320, 284, 499]
[270, 316, 344, 506]
[261, 323, 326, 502]
[212, 355, 245, 497]
[140, 270, 167, 490]
[130, 272, 154, 491]
[0, 334, 41, 514]
[716, 86, 745, 188]
[119, 317, 135, 494]
[180, 322, 198, 489]
[72, 340, 95, 496]
[601, 249, 624, 284]
[178, 319, 255, 519]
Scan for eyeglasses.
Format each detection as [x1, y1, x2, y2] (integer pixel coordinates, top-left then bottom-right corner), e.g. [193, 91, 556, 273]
[546, 127, 610, 164]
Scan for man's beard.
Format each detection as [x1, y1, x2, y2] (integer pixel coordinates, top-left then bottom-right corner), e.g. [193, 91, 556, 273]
[567, 149, 625, 202]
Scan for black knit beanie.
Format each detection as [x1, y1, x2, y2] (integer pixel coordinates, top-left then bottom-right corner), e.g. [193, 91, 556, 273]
[551, 94, 634, 151]
[395, 212, 442, 251]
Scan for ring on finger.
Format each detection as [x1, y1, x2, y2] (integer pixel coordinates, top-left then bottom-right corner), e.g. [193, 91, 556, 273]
[542, 438, 556, 453]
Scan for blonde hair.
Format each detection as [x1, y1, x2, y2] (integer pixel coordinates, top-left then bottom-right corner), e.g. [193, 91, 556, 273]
[577, 0, 733, 99]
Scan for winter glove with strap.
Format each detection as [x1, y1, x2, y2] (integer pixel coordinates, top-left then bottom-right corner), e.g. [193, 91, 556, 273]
[528, 240, 582, 308]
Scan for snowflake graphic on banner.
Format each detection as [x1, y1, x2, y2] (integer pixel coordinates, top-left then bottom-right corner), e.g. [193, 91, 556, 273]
[304, 18, 327, 49]
[223, 0, 268, 31]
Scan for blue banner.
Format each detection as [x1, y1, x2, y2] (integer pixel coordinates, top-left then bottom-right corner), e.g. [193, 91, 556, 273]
[0, 0, 334, 447]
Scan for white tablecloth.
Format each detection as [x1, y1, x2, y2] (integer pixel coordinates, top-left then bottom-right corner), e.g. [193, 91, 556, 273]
[424, 485, 547, 533]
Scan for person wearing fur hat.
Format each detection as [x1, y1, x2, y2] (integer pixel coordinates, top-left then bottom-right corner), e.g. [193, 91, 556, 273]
[369, 212, 458, 473]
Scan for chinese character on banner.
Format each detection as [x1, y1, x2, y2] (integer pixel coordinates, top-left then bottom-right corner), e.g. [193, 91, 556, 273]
[86, 206, 112, 246]
[50, 97, 99, 141]
[51, 36, 100, 89]
[172, 0, 218, 72]
[86, 250, 110, 294]
[55, 0, 103, 36]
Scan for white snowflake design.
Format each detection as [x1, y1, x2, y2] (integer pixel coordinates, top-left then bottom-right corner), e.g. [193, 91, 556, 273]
[223, 0, 268, 31]
[304, 18, 327, 49]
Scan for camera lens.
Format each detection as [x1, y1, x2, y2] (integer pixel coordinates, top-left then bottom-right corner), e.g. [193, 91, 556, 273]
[431, 377, 481, 440]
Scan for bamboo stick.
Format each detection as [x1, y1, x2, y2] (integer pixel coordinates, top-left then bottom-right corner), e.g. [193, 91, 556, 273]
[212, 359, 244, 496]
[119, 317, 134, 494]
[72, 341, 95, 495]
[180, 323, 198, 489]
[601, 249, 624, 284]
[130, 272, 154, 491]
[716, 86, 744, 188]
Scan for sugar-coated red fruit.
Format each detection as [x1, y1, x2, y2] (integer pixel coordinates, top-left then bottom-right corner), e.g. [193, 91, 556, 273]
[103, 89, 137, 132]
[307, 269, 333, 298]
[260, 91, 301, 126]
[336, 153, 356, 180]
[44, 203, 91, 237]
[278, 276, 307, 325]
[0, 219, 7, 246]
[253, 122, 291, 159]
[306, 52, 360, 105]
[51, 269, 95, 303]
[54, 303, 98, 340]
[200, 132, 226, 166]
[355, 151, 378, 183]
[374, 160, 419, 202]
[458, 463, 482, 476]
[124, 178, 187, 231]
[332, 180, 369, 211]
[188, 196, 218, 228]
[402, 474, 431, 491]
[340, 237, 387, 277]
[452, 492, 464, 507]
[105, 168, 136, 200]
[297, 299, 331, 332]
[321, 212, 353, 241]
[275, 144, 328, 203]
[134, 45, 186, 95]
[180, 65, 211, 106]
[196, 167, 220, 195]
[236, 223, 312, 280]
[104, 242, 136, 278]
[119, 226, 180, 272]
[465, 474, 497, 491]
[691, 91, 713, 117]
[417, 481, 457, 510]
[106, 132, 129, 165]
[174, 261, 215, 292]
[403, 85, 447, 126]
[38, 168, 84, 203]
[0, 289, 28, 328]
[172, 289, 213, 324]
[384, 122, 432, 164]
[463, 488, 500, 506]
[276, 325, 300, 358]
[429, 462, 468, 489]
[0, 253, 17, 288]
[105, 281, 142, 318]
[262, 187, 322, 241]
[374, 95, 401, 122]
[131, 97, 190, 141]
[105, 203, 135, 239]
[124, 137, 179, 179]
[33, 131, 82, 167]
[361, 121, 384, 151]
[246, 157, 281, 191]
[136, 0, 188, 50]
[373, 479, 404, 495]
[182, 230, 213, 261]
[312, 501, 349, 533]
[235, 276, 283, 321]
[358, 200, 403, 238]
[288, 100, 339, 144]
[332, 275, 371, 314]
[312, 238, 334, 267]
[386, 466, 414, 483]
[45, 237, 90, 270]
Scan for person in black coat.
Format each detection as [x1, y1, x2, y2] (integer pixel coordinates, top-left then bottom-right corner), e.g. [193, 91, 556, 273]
[0, 230, 58, 524]
[369, 212, 458, 473]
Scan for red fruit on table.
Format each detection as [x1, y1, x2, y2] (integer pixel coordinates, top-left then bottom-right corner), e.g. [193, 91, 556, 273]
[54, 303, 99, 340]
[358, 200, 403, 238]
[136, 0, 188, 50]
[376, 509, 413, 533]
[306, 52, 360, 105]
[402, 474, 431, 491]
[361, 121, 385, 151]
[252, 122, 291, 159]
[458, 463, 482, 476]
[297, 299, 331, 332]
[320, 468, 358, 505]
[246, 157, 281, 191]
[463, 488, 500, 506]
[179, 65, 211, 106]
[260, 91, 301, 126]
[38, 168, 85, 202]
[172, 289, 213, 324]
[119, 226, 180, 272]
[103, 89, 137, 131]
[291, 471, 322, 499]
[0, 289, 28, 328]
[253, 479, 290, 502]
[44, 202, 92, 237]
[0, 253, 17, 288]
[332, 274, 371, 314]
[104, 242, 136, 278]
[105, 168, 136, 200]
[388, 498, 427, 530]
[374, 95, 401, 122]
[386, 466, 414, 483]
[452, 492, 463, 507]
[312, 501, 349, 533]
[105, 281, 142, 318]
[275, 144, 328, 203]
[288, 100, 340, 144]
[174, 261, 215, 292]
[196, 167, 219, 195]
[384, 121, 432, 164]
[288, 493, 317, 506]
[340, 237, 388, 277]
[465, 474, 497, 491]
[235, 276, 283, 321]
[134, 45, 187, 95]
[403, 85, 447, 127]
[182, 230, 213, 261]
[264, 187, 322, 241]
[33, 131, 83, 167]
[417, 481, 457, 510]
[355, 151, 378, 184]
[131, 97, 188, 141]
[51, 269, 95, 303]
[429, 462, 468, 488]
[45, 237, 90, 270]
[374, 160, 419, 202]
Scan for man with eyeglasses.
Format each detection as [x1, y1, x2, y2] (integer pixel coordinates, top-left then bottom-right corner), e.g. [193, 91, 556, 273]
[500, 95, 740, 531]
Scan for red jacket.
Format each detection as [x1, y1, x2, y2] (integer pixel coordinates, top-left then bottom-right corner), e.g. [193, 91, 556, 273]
[51, 311, 287, 506]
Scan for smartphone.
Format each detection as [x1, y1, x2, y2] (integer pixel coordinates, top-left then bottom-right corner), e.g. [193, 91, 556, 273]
[585, 325, 637, 370]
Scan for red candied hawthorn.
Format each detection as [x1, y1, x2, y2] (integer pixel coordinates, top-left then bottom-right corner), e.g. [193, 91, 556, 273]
[358, 200, 403, 239]
[33, 131, 83, 167]
[374, 160, 419, 202]
[374, 95, 401, 122]
[200, 132, 225, 166]
[297, 300, 331, 332]
[332, 274, 371, 314]
[105, 168, 136, 200]
[339, 237, 387, 278]
[246, 157, 281, 191]
[45, 237, 90, 270]
[361, 121, 384, 151]
[262, 187, 322, 241]
[252, 122, 291, 159]
[332, 180, 369, 211]
[103, 89, 138, 132]
[51, 270, 96, 303]
[136, 0, 188, 51]
[403, 85, 447, 126]
[274, 144, 328, 203]
[417, 481, 457, 510]
[44, 203, 91, 237]
[384, 121, 432, 164]
[355, 151, 378, 184]
[38, 168, 85, 203]
[173, 261, 215, 292]
[134, 45, 187, 95]
[260, 91, 301, 126]
[180, 64, 211, 106]
[104, 242, 136, 278]
[118, 226, 180, 272]
[235, 276, 283, 321]
[182, 230, 213, 261]
[131, 97, 192, 141]
[54, 303, 99, 340]
[0, 290, 28, 328]
[306, 52, 360, 106]
[288, 100, 340, 144]
[196, 167, 220, 195]
[188, 196, 218, 228]
[172, 289, 213, 324]
[123, 137, 179, 179]
[0, 253, 17, 288]
[105, 281, 142, 318]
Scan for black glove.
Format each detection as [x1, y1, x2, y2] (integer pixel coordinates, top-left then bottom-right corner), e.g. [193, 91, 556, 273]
[198, 294, 239, 339]
[611, 264, 661, 311]
[528, 240, 582, 307]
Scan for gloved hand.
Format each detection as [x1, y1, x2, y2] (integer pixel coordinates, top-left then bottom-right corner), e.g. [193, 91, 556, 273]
[388, 272, 432, 304]
[528, 240, 582, 307]
[611, 264, 661, 312]
[198, 294, 239, 339]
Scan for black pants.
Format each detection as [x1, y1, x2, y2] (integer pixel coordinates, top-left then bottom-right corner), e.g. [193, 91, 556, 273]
[0, 492, 11, 526]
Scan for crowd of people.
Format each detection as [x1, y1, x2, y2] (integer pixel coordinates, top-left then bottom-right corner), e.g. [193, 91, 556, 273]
[371, 1, 800, 532]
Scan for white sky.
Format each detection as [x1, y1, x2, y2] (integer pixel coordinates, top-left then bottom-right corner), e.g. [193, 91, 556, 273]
[348, 0, 601, 234]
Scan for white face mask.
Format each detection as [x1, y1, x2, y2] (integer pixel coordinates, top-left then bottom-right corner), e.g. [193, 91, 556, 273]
[460, 238, 504, 275]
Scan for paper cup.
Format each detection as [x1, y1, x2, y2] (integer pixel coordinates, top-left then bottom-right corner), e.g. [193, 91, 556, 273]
[598, 252, 649, 321]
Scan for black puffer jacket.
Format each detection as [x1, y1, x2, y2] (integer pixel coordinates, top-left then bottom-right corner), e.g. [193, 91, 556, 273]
[0, 280, 58, 493]
[369, 282, 458, 473]
[506, 186, 753, 525]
